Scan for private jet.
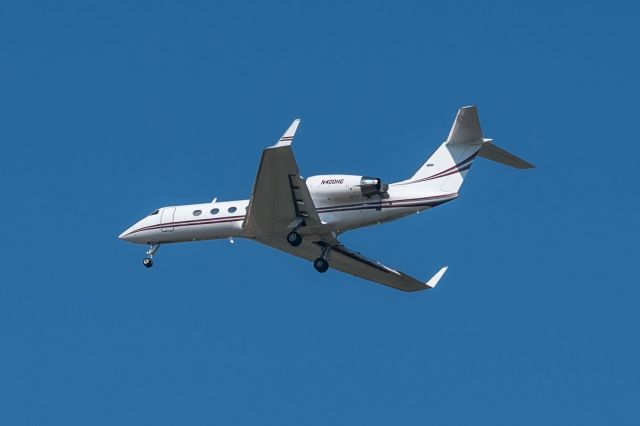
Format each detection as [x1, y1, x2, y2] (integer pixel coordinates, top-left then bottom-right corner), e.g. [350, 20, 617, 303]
[119, 106, 533, 292]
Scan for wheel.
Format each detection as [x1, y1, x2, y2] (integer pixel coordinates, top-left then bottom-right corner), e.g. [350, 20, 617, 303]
[287, 231, 302, 247]
[313, 257, 329, 273]
[143, 257, 154, 268]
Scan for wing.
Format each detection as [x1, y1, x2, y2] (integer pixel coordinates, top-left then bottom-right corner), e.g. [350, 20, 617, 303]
[245, 120, 447, 292]
[257, 236, 448, 292]
[243, 120, 323, 238]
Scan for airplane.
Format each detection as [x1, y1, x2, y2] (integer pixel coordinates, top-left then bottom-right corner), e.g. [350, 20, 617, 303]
[119, 106, 534, 292]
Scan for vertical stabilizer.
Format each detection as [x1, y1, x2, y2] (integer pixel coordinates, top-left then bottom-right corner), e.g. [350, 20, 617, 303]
[396, 106, 484, 193]
[394, 106, 534, 193]
[446, 105, 484, 145]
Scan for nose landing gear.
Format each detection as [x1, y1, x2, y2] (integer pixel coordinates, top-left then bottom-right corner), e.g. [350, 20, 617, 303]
[143, 243, 160, 268]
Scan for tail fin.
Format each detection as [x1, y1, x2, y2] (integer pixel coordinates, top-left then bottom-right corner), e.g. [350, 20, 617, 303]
[396, 106, 534, 193]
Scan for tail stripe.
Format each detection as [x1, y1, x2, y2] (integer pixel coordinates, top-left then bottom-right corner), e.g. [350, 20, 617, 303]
[396, 152, 478, 186]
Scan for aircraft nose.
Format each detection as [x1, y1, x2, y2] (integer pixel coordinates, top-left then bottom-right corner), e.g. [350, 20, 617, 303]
[118, 227, 134, 242]
[119, 218, 149, 243]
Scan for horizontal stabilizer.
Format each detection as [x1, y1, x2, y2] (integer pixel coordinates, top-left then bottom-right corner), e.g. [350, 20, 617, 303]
[478, 141, 535, 169]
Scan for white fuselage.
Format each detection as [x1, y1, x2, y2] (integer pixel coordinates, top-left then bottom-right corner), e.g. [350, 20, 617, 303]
[119, 179, 457, 245]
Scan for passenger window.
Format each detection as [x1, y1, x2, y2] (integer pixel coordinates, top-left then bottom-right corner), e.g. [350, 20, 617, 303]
[193, 209, 202, 216]
[228, 207, 237, 213]
[210, 208, 219, 215]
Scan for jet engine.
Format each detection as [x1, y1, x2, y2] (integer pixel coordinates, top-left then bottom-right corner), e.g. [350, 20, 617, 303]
[306, 175, 388, 201]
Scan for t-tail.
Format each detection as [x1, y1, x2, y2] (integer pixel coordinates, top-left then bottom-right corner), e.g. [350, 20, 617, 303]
[395, 106, 534, 193]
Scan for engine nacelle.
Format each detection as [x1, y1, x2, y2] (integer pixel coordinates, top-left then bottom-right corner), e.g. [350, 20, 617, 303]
[306, 175, 388, 201]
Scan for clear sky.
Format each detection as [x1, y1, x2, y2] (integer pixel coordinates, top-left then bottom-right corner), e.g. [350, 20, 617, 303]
[0, 1, 638, 424]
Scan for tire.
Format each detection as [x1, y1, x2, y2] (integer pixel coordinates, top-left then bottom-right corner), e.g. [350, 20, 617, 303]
[287, 231, 302, 247]
[313, 257, 329, 273]
[143, 258, 154, 268]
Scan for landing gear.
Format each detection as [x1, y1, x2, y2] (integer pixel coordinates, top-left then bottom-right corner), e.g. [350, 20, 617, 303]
[287, 231, 302, 247]
[143, 243, 160, 268]
[313, 244, 331, 273]
[313, 257, 329, 273]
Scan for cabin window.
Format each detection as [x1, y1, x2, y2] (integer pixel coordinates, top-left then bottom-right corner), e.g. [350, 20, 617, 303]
[228, 207, 237, 213]
[149, 209, 159, 216]
[193, 209, 202, 216]
[210, 208, 219, 215]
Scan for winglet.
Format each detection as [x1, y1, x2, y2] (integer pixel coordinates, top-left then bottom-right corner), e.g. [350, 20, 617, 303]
[272, 119, 301, 147]
[426, 266, 448, 289]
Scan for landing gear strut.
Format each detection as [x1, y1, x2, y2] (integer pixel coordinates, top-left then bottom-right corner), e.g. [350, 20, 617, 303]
[143, 243, 160, 268]
[287, 231, 302, 247]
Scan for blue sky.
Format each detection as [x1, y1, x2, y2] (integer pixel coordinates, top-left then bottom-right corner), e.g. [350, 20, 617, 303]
[0, 1, 638, 424]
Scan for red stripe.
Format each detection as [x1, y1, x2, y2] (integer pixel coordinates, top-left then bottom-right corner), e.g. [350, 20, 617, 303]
[125, 194, 458, 236]
[124, 216, 246, 236]
[396, 152, 478, 186]
[316, 193, 456, 212]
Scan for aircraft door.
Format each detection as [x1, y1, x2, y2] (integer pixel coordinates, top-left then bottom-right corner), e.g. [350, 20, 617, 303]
[161, 207, 176, 232]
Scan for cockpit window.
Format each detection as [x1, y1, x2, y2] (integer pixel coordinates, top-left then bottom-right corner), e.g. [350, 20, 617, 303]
[149, 209, 159, 216]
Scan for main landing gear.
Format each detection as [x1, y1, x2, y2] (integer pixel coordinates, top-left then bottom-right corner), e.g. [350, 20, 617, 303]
[313, 257, 329, 273]
[285, 229, 331, 273]
[143, 243, 160, 268]
[287, 231, 302, 247]
[313, 245, 331, 273]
